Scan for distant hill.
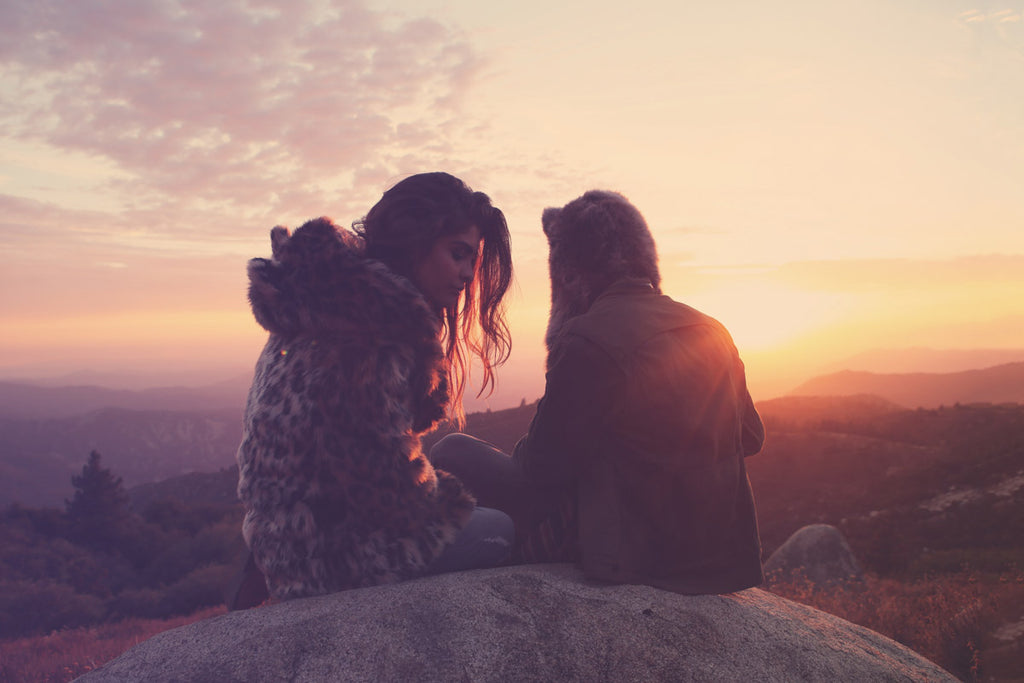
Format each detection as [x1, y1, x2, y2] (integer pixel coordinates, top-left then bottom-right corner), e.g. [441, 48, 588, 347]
[789, 362, 1024, 408]
[128, 466, 242, 511]
[0, 378, 250, 419]
[825, 347, 1024, 374]
[756, 394, 905, 431]
[0, 407, 242, 507]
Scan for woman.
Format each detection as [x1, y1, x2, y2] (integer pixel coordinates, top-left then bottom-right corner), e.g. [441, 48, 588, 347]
[234, 172, 514, 603]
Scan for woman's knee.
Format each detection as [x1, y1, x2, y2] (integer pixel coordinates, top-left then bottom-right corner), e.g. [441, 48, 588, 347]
[460, 506, 515, 566]
[429, 432, 486, 466]
[473, 506, 515, 543]
[425, 506, 514, 575]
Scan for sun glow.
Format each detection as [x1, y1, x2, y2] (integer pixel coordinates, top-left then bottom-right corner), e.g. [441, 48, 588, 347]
[677, 281, 857, 354]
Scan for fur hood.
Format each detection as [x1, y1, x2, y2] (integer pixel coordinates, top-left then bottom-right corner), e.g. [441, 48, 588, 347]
[247, 216, 440, 344]
[541, 190, 660, 355]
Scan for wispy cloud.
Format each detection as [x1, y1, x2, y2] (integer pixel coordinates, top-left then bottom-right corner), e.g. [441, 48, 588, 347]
[955, 8, 1022, 22]
[0, 0, 483, 222]
[957, 7, 1023, 27]
[0, 192, 257, 256]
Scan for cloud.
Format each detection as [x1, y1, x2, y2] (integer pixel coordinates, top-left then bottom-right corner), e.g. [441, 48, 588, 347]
[0, 191, 261, 256]
[0, 0, 483, 219]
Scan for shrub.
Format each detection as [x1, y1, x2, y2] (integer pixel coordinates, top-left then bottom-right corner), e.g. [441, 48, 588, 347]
[189, 520, 246, 567]
[107, 587, 166, 620]
[160, 564, 235, 617]
[0, 580, 106, 639]
[138, 536, 198, 587]
[907, 547, 1024, 577]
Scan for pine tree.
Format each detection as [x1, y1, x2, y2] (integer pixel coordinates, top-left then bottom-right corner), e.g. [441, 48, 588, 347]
[65, 450, 131, 551]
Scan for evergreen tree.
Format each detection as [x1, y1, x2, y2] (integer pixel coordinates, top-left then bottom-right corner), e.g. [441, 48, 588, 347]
[66, 450, 131, 551]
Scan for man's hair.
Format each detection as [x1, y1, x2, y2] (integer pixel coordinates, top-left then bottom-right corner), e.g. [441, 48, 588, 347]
[542, 190, 660, 353]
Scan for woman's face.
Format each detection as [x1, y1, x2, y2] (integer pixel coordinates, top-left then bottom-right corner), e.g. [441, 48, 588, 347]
[412, 224, 481, 313]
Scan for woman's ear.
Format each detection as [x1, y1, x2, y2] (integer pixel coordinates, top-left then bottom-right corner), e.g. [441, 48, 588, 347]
[270, 226, 291, 258]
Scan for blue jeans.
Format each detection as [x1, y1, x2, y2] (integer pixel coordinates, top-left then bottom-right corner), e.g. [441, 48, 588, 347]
[425, 506, 514, 575]
[430, 433, 579, 564]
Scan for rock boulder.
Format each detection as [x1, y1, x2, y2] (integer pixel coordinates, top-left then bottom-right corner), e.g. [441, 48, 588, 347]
[78, 564, 952, 682]
[764, 524, 864, 588]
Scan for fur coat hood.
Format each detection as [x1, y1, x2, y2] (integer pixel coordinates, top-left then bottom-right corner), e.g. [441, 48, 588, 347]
[246, 216, 448, 432]
[247, 216, 439, 348]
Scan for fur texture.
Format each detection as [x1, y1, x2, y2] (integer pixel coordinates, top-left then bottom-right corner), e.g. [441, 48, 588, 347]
[236, 217, 475, 600]
[542, 190, 660, 357]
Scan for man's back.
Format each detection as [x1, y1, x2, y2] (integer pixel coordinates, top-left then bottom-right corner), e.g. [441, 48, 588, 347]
[543, 278, 765, 593]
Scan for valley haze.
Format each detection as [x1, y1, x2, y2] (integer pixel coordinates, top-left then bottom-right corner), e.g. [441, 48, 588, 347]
[4, 345, 1024, 416]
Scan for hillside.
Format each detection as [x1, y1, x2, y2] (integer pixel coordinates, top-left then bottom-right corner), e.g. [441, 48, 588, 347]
[128, 467, 242, 511]
[756, 394, 905, 430]
[750, 401, 1024, 576]
[124, 396, 1024, 580]
[789, 362, 1024, 408]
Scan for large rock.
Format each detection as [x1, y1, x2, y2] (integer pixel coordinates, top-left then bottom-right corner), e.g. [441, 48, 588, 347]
[78, 564, 953, 682]
[764, 524, 864, 588]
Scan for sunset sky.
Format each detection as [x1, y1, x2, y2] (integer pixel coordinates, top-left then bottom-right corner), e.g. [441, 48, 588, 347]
[1, 0, 1022, 410]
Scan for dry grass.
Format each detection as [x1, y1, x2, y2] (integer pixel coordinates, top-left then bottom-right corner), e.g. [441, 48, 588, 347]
[766, 569, 1024, 682]
[0, 606, 226, 683]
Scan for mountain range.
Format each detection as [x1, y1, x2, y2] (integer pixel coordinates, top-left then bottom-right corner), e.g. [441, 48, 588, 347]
[790, 362, 1024, 408]
[0, 377, 251, 419]
[2, 359, 1022, 508]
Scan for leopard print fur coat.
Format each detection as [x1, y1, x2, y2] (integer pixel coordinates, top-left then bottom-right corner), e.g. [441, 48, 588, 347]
[236, 217, 475, 600]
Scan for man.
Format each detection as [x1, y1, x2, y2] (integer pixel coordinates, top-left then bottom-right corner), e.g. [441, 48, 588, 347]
[433, 190, 765, 594]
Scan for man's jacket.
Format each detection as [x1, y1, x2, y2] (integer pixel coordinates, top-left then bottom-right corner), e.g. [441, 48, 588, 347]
[514, 278, 765, 594]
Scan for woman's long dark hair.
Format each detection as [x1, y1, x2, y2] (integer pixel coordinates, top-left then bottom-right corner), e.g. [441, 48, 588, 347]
[354, 172, 513, 425]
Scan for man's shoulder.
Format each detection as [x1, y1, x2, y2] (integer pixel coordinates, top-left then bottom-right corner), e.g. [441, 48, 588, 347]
[572, 284, 723, 342]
